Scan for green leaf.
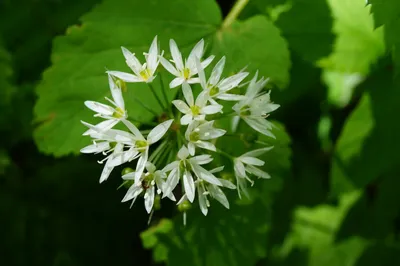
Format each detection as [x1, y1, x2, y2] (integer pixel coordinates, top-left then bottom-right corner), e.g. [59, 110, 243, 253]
[331, 68, 400, 194]
[141, 122, 292, 266]
[269, 191, 371, 266]
[0, 44, 14, 127]
[212, 15, 290, 88]
[318, 0, 385, 107]
[34, 0, 291, 157]
[275, 0, 335, 62]
[369, 0, 400, 75]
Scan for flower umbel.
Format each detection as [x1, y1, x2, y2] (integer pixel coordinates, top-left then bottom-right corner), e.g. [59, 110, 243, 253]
[80, 36, 280, 220]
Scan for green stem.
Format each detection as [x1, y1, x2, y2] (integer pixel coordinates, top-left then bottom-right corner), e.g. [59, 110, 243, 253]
[221, 0, 249, 29]
[133, 97, 159, 117]
[127, 117, 157, 127]
[159, 73, 174, 117]
[215, 148, 234, 160]
[148, 83, 166, 111]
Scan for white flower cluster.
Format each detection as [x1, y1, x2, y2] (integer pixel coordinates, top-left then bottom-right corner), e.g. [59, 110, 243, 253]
[81, 36, 279, 219]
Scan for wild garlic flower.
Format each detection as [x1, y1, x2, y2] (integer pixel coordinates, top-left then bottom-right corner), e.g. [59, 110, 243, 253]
[107, 36, 160, 83]
[113, 119, 173, 183]
[160, 39, 214, 88]
[162, 146, 223, 203]
[185, 120, 226, 156]
[80, 123, 132, 183]
[197, 57, 249, 102]
[122, 162, 174, 213]
[232, 73, 280, 138]
[81, 36, 279, 218]
[84, 74, 126, 133]
[234, 147, 273, 197]
[172, 83, 222, 125]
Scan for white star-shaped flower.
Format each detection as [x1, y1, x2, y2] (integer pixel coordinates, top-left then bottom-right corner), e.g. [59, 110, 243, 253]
[80, 122, 135, 183]
[196, 56, 249, 102]
[160, 39, 214, 88]
[232, 72, 280, 137]
[172, 82, 222, 125]
[162, 146, 223, 203]
[121, 162, 175, 213]
[185, 120, 226, 156]
[108, 119, 173, 184]
[107, 36, 161, 83]
[84, 74, 127, 134]
[234, 147, 273, 197]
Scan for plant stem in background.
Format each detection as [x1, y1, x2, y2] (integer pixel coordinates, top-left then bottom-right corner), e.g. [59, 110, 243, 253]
[221, 0, 249, 29]
[148, 83, 166, 111]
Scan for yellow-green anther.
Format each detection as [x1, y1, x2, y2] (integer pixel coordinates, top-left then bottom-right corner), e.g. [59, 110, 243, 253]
[112, 107, 125, 118]
[135, 140, 148, 152]
[190, 105, 201, 116]
[183, 68, 191, 79]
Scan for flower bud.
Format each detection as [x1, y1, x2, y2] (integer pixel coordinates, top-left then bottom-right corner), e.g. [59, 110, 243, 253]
[178, 200, 191, 212]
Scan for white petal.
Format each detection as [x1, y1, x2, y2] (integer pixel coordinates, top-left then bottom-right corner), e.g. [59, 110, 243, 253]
[147, 119, 173, 144]
[208, 185, 229, 209]
[80, 142, 110, 154]
[147, 36, 158, 71]
[231, 115, 240, 133]
[202, 104, 222, 115]
[191, 154, 212, 165]
[162, 161, 179, 172]
[197, 185, 208, 216]
[107, 71, 142, 83]
[200, 55, 215, 70]
[109, 148, 139, 167]
[172, 100, 190, 114]
[209, 57, 225, 86]
[108, 74, 125, 109]
[246, 165, 271, 179]
[180, 114, 193, 125]
[122, 184, 143, 202]
[178, 146, 189, 160]
[195, 57, 207, 90]
[241, 146, 274, 158]
[218, 178, 236, 189]
[169, 77, 185, 88]
[188, 142, 196, 156]
[196, 141, 216, 152]
[169, 39, 184, 70]
[187, 77, 201, 84]
[163, 168, 179, 197]
[144, 186, 155, 213]
[240, 156, 265, 166]
[217, 93, 247, 101]
[201, 128, 226, 140]
[146, 162, 157, 173]
[121, 47, 142, 73]
[122, 171, 135, 180]
[188, 39, 204, 66]
[244, 117, 275, 138]
[191, 164, 222, 186]
[122, 120, 144, 139]
[176, 194, 187, 205]
[209, 166, 224, 174]
[234, 159, 246, 178]
[218, 72, 249, 92]
[183, 170, 195, 202]
[182, 82, 194, 106]
[135, 149, 148, 183]
[99, 159, 113, 183]
[85, 101, 114, 116]
[160, 56, 179, 76]
[195, 90, 208, 107]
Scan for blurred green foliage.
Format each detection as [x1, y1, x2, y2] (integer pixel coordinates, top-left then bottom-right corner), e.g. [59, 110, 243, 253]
[1, 0, 400, 265]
